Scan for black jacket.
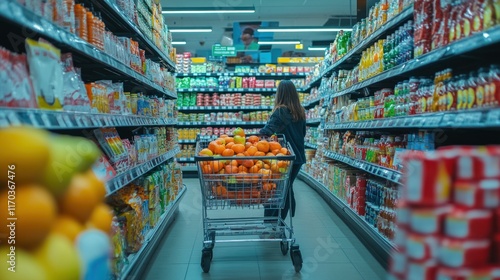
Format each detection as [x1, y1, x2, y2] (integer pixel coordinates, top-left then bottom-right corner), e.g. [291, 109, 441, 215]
[260, 107, 306, 165]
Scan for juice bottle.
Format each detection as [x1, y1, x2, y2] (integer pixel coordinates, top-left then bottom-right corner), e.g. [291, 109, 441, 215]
[431, 71, 441, 112]
[488, 65, 500, 107]
[74, 4, 88, 41]
[476, 68, 489, 108]
[446, 76, 457, 111]
[466, 72, 477, 109]
[456, 74, 467, 110]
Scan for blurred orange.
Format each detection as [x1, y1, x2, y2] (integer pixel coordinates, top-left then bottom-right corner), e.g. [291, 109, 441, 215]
[0, 184, 57, 249]
[59, 173, 101, 224]
[87, 203, 113, 234]
[52, 215, 84, 242]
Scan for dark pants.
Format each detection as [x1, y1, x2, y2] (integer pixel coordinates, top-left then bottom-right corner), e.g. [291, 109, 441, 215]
[264, 164, 303, 221]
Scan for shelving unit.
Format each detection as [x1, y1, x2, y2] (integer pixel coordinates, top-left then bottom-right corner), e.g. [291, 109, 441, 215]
[118, 186, 186, 280]
[301, 6, 414, 92]
[323, 151, 402, 184]
[177, 88, 277, 93]
[302, 96, 324, 109]
[330, 26, 500, 100]
[177, 121, 267, 127]
[305, 142, 318, 149]
[84, 0, 176, 70]
[306, 118, 322, 125]
[298, 171, 394, 267]
[0, 1, 182, 279]
[106, 147, 180, 195]
[176, 72, 306, 78]
[178, 106, 273, 111]
[325, 108, 500, 130]
[0, 108, 177, 129]
[0, 0, 176, 97]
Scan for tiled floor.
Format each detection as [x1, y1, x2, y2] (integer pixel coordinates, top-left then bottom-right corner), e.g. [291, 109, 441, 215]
[143, 178, 387, 280]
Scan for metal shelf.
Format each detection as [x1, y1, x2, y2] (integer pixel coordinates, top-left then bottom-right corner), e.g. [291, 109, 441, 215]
[176, 72, 306, 78]
[176, 157, 195, 163]
[325, 108, 500, 130]
[306, 118, 322, 125]
[0, 0, 176, 98]
[181, 166, 198, 172]
[177, 88, 277, 93]
[177, 121, 267, 127]
[106, 147, 180, 196]
[85, 0, 175, 70]
[324, 150, 402, 184]
[298, 170, 394, 267]
[302, 96, 324, 108]
[178, 140, 196, 144]
[301, 6, 414, 92]
[0, 108, 177, 129]
[305, 142, 318, 149]
[178, 106, 273, 112]
[332, 26, 500, 99]
[119, 186, 185, 280]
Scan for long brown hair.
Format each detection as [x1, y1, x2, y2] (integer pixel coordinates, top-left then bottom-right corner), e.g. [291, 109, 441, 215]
[274, 80, 306, 121]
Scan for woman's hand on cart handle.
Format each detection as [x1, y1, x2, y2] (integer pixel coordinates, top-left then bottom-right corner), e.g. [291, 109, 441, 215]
[270, 133, 278, 142]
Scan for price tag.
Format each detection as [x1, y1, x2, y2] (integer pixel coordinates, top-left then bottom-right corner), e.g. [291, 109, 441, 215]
[207, 106, 213, 110]
[271, 73, 276, 76]
[188, 88, 194, 92]
[468, 112, 483, 126]
[249, 88, 254, 92]
[27, 112, 40, 127]
[55, 114, 67, 128]
[229, 122, 235, 125]
[486, 110, 500, 125]
[228, 88, 234, 92]
[209, 88, 214, 92]
[40, 113, 53, 127]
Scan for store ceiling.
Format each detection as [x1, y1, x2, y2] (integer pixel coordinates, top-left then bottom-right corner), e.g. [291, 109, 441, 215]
[161, 0, 357, 56]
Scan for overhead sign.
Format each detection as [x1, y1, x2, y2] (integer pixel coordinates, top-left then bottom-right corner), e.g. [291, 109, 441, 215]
[212, 45, 236, 57]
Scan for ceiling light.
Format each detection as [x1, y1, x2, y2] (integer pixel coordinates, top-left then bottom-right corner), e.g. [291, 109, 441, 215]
[308, 47, 327, 51]
[170, 27, 213, 33]
[258, 40, 301, 45]
[162, 7, 255, 14]
[172, 41, 187, 45]
[258, 27, 353, 32]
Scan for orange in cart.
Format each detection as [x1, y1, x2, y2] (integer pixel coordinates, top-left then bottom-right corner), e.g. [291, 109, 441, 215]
[208, 141, 219, 153]
[225, 165, 238, 174]
[255, 151, 266, 157]
[269, 141, 282, 151]
[226, 142, 235, 149]
[232, 144, 246, 154]
[210, 161, 225, 173]
[246, 146, 258, 156]
[202, 165, 213, 174]
[225, 137, 234, 143]
[214, 145, 226, 155]
[257, 140, 270, 153]
[248, 135, 260, 143]
[199, 148, 214, 156]
[222, 149, 235, 156]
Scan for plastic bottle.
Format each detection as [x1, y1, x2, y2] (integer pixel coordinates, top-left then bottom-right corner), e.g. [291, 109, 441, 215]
[466, 72, 478, 109]
[74, 4, 88, 41]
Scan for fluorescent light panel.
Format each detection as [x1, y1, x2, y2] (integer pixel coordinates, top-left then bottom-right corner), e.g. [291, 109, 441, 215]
[162, 7, 255, 14]
[172, 41, 187, 45]
[308, 47, 327, 51]
[258, 27, 353, 32]
[258, 40, 301, 45]
[170, 27, 213, 33]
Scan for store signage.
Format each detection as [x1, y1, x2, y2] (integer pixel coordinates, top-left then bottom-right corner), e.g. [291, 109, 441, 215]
[212, 45, 236, 56]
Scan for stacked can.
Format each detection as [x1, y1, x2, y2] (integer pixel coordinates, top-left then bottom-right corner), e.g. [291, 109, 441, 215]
[389, 147, 500, 280]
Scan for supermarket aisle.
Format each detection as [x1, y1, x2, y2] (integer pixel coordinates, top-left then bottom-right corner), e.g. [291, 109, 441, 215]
[144, 178, 387, 280]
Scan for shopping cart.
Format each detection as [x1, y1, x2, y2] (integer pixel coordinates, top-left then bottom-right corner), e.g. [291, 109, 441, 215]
[194, 134, 303, 273]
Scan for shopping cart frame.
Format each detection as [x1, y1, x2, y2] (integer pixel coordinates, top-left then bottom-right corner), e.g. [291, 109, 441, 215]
[194, 134, 303, 273]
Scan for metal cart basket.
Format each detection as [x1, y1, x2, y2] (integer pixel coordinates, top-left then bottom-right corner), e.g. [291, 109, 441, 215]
[194, 134, 303, 273]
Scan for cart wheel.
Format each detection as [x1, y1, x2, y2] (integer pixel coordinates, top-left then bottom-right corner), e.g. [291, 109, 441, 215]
[280, 241, 289, 255]
[201, 249, 212, 273]
[290, 245, 302, 273]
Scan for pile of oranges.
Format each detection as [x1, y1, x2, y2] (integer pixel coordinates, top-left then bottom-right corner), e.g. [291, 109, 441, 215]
[198, 129, 291, 204]
[198, 129, 291, 178]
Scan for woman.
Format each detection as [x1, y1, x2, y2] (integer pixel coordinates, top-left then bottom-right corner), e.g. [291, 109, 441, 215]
[260, 80, 306, 224]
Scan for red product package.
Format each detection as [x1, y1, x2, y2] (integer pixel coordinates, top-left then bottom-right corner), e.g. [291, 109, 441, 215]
[439, 238, 491, 268]
[454, 179, 500, 209]
[402, 150, 455, 206]
[437, 266, 500, 280]
[407, 259, 438, 280]
[494, 234, 500, 263]
[409, 205, 451, 234]
[431, 0, 444, 50]
[406, 233, 440, 261]
[462, 0, 475, 39]
[456, 153, 500, 180]
[444, 208, 493, 239]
